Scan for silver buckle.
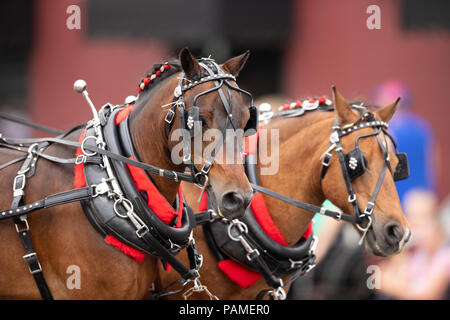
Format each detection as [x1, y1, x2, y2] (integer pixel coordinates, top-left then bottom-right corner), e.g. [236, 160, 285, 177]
[135, 225, 149, 238]
[92, 179, 112, 197]
[246, 247, 260, 261]
[75, 154, 86, 165]
[165, 109, 175, 124]
[321, 153, 332, 167]
[364, 202, 375, 215]
[348, 194, 357, 203]
[268, 286, 287, 300]
[15, 217, 29, 233]
[23, 253, 42, 275]
[13, 173, 26, 191]
[289, 258, 303, 269]
[208, 209, 219, 222]
[13, 174, 26, 197]
[200, 161, 212, 175]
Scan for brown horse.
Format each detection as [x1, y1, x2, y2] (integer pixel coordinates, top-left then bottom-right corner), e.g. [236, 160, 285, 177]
[156, 88, 411, 299]
[0, 48, 253, 299]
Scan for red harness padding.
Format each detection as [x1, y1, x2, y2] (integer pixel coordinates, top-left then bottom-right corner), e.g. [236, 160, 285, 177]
[104, 235, 146, 263]
[198, 192, 312, 289]
[198, 130, 313, 289]
[115, 104, 134, 125]
[74, 129, 86, 189]
[242, 126, 261, 156]
[126, 157, 184, 228]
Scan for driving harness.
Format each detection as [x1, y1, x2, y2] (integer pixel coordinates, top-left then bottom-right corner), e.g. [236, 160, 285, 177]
[0, 58, 257, 300]
[195, 148, 317, 300]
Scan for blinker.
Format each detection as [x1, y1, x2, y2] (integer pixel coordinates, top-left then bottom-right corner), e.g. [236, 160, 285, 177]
[393, 152, 409, 181]
[244, 106, 258, 136]
[344, 147, 367, 181]
[185, 106, 201, 137]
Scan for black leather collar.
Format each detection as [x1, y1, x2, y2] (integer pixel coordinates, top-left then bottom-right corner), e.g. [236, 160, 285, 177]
[203, 151, 316, 289]
[81, 107, 195, 256]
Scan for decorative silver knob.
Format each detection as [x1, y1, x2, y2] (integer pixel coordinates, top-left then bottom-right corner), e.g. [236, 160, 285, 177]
[73, 79, 99, 122]
[124, 95, 136, 105]
[259, 103, 272, 113]
[73, 79, 87, 93]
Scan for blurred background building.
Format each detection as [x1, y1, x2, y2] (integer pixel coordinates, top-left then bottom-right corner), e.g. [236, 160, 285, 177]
[0, 0, 449, 299]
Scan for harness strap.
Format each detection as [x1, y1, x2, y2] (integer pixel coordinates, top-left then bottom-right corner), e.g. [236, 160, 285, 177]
[193, 210, 216, 226]
[15, 222, 54, 300]
[1, 186, 95, 221]
[137, 229, 198, 281]
[10, 144, 54, 300]
[250, 183, 358, 224]
[0, 155, 27, 171]
[0, 136, 196, 183]
[0, 112, 63, 135]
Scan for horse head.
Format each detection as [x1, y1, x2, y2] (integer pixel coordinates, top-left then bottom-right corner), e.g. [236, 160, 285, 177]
[131, 48, 254, 220]
[321, 86, 411, 256]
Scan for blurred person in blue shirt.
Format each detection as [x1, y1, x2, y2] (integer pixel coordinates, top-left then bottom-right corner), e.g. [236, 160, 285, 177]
[373, 80, 436, 207]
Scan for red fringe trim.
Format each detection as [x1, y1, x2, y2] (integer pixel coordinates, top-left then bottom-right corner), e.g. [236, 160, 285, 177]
[115, 104, 134, 125]
[104, 235, 146, 263]
[250, 193, 288, 246]
[218, 259, 261, 289]
[126, 157, 184, 228]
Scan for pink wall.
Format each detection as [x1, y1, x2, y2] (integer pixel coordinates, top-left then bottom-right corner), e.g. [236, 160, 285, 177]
[29, 0, 169, 131]
[284, 0, 450, 200]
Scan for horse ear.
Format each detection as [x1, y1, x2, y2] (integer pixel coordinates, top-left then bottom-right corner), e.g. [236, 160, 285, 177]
[375, 97, 400, 122]
[222, 51, 250, 77]
[331, 85, 359, 125]
[179, 47, 202, 80]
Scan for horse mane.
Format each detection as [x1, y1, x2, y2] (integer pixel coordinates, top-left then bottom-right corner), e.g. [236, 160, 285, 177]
[133, 56, 221, 113]
[140, 59, 181, 93]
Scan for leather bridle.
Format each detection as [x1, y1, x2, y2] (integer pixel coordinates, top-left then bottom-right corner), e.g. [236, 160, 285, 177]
[250, 107, 408, 245]
[164, 58, 256, 194]
[319, 111, 397, 243]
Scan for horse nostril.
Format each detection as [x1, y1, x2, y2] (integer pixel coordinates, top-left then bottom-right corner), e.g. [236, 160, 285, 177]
[384, 222, 404, 246]
[221, 191, 245, 212]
